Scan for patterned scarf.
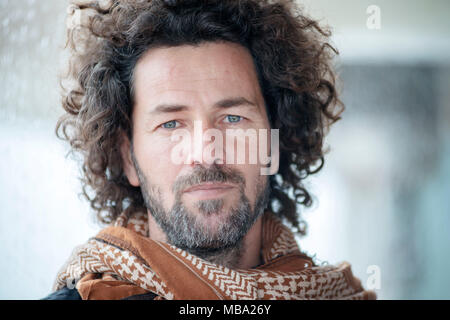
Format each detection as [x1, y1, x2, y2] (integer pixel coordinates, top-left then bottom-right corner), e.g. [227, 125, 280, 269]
[53, 210, 376, 300]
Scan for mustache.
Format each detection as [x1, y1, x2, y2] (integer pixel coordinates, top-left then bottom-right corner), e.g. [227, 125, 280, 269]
[172, 164, 246, 196]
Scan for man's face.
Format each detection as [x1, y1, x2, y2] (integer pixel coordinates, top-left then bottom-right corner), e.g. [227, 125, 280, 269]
[123, 41, 272, 254]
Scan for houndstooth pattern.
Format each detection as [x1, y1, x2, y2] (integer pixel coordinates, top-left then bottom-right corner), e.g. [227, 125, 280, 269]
[262, 214, 301, 262]
[114, 210, 149, 236]
[53, 211, 372, 300]
[54, 238, 174, 299]
[171, 245, 367, 300]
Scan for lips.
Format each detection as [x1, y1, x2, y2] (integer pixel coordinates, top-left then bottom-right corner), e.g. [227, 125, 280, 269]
[183, 182, 234, 193]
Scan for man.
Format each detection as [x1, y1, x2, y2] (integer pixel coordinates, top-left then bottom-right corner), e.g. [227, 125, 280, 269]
[44, 0, 376, 300]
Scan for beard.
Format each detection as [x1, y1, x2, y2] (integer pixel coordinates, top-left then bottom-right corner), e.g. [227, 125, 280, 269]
[130, 147, 271, 267]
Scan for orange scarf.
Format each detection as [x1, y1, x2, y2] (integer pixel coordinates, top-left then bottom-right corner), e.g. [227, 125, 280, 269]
[53, 211, 376, 300]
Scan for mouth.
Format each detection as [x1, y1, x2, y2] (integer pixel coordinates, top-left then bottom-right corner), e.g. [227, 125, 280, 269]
[183, 182, 235, 198]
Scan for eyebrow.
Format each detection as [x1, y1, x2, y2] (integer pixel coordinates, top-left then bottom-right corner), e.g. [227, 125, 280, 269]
[149, 97, 258, 115]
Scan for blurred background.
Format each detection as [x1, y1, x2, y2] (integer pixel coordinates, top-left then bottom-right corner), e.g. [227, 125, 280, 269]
[0, 0, 449, 299]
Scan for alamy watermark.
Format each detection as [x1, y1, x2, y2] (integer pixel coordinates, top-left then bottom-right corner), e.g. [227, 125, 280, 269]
[366, 264, 381, 290]
[367, 5, 381, 30]
[170, 121, 279, 176]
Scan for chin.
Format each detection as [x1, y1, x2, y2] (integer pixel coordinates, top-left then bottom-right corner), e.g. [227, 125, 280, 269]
[197, 206, 231, 222]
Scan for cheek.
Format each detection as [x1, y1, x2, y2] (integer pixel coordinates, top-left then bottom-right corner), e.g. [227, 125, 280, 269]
[135, 138, 181, 202]
[141, 139, 171, 165]
[234, 163, 262, 200]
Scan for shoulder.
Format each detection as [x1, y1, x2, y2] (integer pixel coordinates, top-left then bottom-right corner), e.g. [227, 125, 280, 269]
[42, 287, 82, 300]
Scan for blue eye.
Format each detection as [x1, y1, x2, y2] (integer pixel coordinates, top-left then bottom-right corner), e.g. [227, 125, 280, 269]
[225, 115, 242, 123]
[161, 120, 179, 129]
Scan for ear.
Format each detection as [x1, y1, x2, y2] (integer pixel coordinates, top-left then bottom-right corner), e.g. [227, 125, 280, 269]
[119, 131, 140, 187]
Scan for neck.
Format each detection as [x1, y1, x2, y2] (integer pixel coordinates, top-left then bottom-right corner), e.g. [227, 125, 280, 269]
[147, 213, 263, 269]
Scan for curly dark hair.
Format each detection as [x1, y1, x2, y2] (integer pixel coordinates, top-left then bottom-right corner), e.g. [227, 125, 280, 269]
[56, 0, 343, 236]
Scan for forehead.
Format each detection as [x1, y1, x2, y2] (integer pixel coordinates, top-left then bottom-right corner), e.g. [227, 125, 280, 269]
[132, 41, 264, 108]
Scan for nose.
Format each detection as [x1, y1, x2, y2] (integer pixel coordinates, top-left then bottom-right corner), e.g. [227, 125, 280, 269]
[185, 120, 224, 167]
